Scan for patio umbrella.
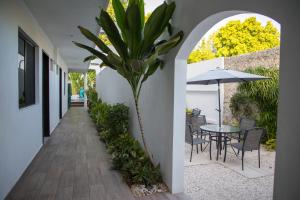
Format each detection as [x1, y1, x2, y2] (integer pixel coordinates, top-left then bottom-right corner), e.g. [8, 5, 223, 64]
[187, 67, 268, 127]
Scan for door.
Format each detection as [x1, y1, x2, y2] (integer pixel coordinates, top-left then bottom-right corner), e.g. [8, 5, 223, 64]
[42, 52, 50, 138]
[59, 67, 62, 119]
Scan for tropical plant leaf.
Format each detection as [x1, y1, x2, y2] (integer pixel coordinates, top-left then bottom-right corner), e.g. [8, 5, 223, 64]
[138, 0, 144, 28]
[141, 2, 167, 54]
[84, 55, 97, 62]
[160, 2, 176, 32]
[74, 1, 183, 165]
[100, 10, 128, 60]
[155, 31, 184, 55]
[112, 0, 127, 41]
[141, 59, 164, 83]
[125, 3, 142, 58]
[107, 52, 123, 67]
[73, 42, 116, 69]
[167, 22, 173, 36]
[78, 26, 111, 54]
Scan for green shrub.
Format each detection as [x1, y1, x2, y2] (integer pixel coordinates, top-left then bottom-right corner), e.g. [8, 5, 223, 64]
[230, 92, 259, 121]
[88, 99, 162, 186]
[94, 103, 129, 139]
[230, 67, 279, 143]
[105, 104, 129, 136]
[265, 138, 276, 151]
[86, 87, 99, 111]
[107, 134, 162, 186]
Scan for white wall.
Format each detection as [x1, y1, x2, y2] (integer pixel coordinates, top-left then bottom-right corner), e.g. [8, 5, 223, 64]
[172, 0, 300, 198]
[96, 66, 175, 191]
[96, 1, 300, 198]
[49, 62, 60, 133]
[49, 62, 68, 133]
[0, 1, 68, 199]
[186, 58, 224, 123]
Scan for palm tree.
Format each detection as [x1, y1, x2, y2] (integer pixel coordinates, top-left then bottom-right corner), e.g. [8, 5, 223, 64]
[73, 0, 183, 162]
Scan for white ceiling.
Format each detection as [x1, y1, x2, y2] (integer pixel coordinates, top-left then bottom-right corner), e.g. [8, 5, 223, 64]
[24, 0, 107, 72]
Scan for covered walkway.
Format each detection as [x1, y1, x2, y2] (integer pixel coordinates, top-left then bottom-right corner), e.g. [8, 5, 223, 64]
[7, 108, 189, 200]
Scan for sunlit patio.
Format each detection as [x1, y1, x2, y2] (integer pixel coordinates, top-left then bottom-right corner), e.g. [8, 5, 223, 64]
[184, 142, 275, 200]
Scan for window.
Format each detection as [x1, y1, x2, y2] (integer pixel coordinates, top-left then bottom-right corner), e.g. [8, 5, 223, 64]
[18, 29, 36, 108]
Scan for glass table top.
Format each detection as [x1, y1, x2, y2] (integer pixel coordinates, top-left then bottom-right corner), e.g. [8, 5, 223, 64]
[200, 124, 240, 133]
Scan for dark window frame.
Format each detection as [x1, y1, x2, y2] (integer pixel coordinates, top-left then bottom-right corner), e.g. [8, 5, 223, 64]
[18, 28, 37, 108]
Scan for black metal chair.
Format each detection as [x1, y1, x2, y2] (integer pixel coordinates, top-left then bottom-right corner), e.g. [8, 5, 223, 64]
[224, 128, 265, 170]
[228, 118, 256, 154]
[196, 115, 210, 150]
[186, 116, 209, 162]
[230, 118, 256, 141]
[191, 108, 201, 117]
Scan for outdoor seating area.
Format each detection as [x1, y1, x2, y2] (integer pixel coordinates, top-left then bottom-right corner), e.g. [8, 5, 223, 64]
[184, 108, 275, 200]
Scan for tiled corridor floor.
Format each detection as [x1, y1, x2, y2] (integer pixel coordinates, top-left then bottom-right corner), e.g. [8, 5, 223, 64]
[7, 108, 189, 200]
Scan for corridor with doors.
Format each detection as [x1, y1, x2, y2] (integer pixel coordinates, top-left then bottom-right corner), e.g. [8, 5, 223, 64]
[7, 108, 189, 200]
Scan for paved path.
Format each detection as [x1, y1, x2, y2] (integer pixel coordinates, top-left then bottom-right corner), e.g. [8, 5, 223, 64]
[7, 108, 189, 200]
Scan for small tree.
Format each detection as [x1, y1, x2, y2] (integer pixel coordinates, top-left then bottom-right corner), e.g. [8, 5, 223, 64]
[73, 0, 183, 162]
[188, 17, 280, 64]
[188, 40, 215, 64]
[230, 67, 279, 143]
[213, 17, 280, 57]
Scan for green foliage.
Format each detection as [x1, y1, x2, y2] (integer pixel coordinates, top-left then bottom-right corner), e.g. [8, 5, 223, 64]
[87, 69, 96, 88]
[68, 72, 84, 95]
[188, 40, 215, 64]
[265, 138, 276, 151]
[188, 17, 280, 64]
[105, 104, 129, 135]
[230, 93, 259, 120]
[99, 0, 151, 47]
[89, 100, 129, 140]
[88, 99, 162, 186]
[186, 108, 192, 115]
[86, 87, 98, 110]
[213, 17, 280, 57]
[107, 133, 162, 186]
[68, 70, 96, 95]
[230, 67, 279, 145]
[74, 0, 183, 161]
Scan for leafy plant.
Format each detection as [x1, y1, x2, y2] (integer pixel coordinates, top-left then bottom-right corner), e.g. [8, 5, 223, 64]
[89, 99, 162, 186]
[68, 72, 84, 95]
[108, 133, 162, 186]
[265, 138, 276, 151]
[105, 103, 129, 135]
[188, 17, 280, 64]
[230, 92, 259, 120]
[69, 70, 96, 95]
[86, 87, 98, 111]
[74, 0, 183, 162]
[230, 67, 279, 145]
[188, 39, 215, 64]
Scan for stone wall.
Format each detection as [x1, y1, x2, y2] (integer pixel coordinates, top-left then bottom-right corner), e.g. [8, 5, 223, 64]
[223, 47, 280, 123]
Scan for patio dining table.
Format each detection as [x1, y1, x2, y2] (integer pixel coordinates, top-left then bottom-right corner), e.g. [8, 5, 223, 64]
[200, 124, 240, 161]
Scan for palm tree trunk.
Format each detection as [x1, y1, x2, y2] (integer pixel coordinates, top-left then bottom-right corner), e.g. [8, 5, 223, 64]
[134, 97, 153, 163]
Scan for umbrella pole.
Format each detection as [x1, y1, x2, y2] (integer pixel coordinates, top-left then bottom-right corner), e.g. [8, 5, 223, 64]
[217, 80, 221, 127]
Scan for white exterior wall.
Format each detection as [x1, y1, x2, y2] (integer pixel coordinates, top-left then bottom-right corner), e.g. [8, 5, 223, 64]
[96, 66, 175, 191]
[173, 1, 300, 198]
[0, 1, 68, 199]
[96, 1, 300, 198]
[186, 58, 224, 123]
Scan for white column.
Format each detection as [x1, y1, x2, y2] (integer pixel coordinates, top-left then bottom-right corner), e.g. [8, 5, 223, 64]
[84, 72, 88, 108]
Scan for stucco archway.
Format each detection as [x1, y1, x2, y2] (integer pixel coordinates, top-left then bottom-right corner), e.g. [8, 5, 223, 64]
[171, 10, 280, 194]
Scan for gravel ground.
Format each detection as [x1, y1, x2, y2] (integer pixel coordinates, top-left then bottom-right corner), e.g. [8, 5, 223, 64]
[184, 143, 275, 200]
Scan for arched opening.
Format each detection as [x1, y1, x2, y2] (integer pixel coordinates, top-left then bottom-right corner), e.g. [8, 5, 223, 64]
[172, 11, 280, 199]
